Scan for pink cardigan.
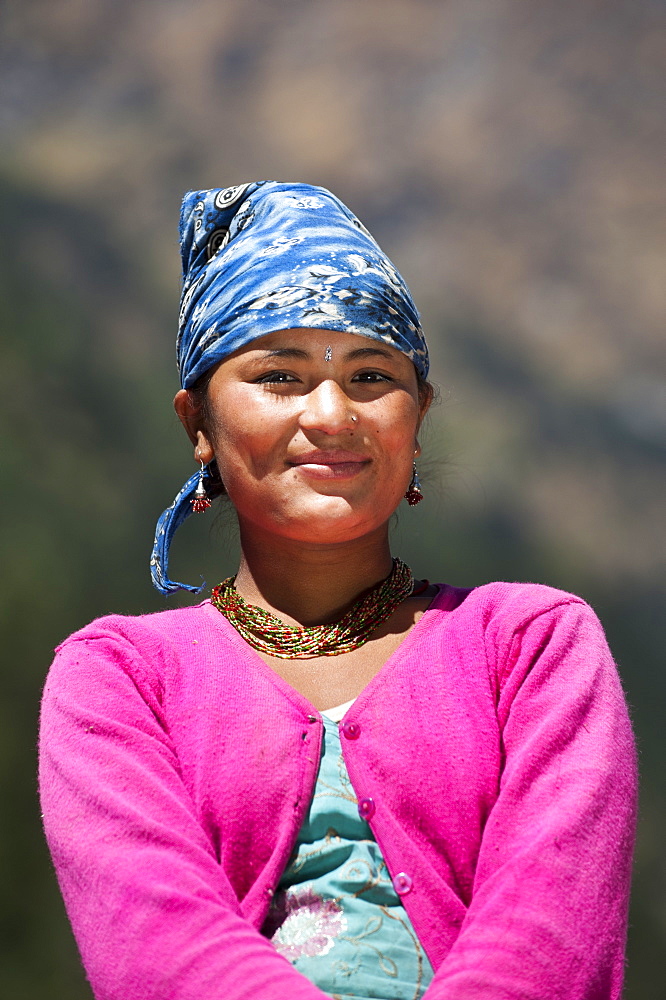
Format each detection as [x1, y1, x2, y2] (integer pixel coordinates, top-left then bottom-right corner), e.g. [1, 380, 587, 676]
[39, 582, 637, 1000]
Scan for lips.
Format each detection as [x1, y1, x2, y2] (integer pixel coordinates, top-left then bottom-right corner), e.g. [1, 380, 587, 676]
[288, 449, 370, 480]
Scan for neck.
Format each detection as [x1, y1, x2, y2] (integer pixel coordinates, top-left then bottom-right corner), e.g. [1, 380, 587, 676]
[232, 523, 395, 627]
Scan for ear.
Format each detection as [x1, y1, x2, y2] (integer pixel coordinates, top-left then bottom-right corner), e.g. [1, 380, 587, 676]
[173, 389, 215, 464]
[414, 384, 433, 454]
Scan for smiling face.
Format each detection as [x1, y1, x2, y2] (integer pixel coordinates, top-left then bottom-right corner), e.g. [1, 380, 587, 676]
[174, 329, 429, 547]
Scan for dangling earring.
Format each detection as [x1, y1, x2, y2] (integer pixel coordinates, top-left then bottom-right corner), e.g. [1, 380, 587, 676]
[404, 463, 423, 506]
[191, 459, 212, 512]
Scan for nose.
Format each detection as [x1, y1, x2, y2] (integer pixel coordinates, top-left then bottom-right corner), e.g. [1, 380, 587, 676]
[299, 379, 356, 436]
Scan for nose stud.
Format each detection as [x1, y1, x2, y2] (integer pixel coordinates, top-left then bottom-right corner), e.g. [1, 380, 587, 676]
[350, 415, 358, 423]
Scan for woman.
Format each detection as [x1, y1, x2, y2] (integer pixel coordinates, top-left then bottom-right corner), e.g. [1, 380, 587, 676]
[39, 182, 637, 1000]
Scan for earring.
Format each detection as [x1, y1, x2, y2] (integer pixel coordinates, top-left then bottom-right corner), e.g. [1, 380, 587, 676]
[404, 463, 423, 506]
[191, 460, 212, 512]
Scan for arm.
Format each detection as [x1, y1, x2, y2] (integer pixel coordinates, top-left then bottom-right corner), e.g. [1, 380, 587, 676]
[39, 628, 328, 1000]
[425, 597, 637, 1000]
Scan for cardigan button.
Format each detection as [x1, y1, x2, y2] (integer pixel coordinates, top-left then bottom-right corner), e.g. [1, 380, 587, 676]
[341, 720, 361, 740]
[392, 872, 413, 896]
[358, 797, 375, 820]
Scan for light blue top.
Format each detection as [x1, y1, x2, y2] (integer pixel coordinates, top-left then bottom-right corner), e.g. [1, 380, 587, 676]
[264, 711, 434, 1000]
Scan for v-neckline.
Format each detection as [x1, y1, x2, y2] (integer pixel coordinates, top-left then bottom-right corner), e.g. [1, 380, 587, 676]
[200, 583, 462, 719]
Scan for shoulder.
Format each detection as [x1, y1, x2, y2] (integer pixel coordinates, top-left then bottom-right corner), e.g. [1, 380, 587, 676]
[439, 579, 596, 634]
[55, 601, 214, 654]
[48, 602, 221, 692]
[434, 580, 612, 687]
[447, 578, 586, 615]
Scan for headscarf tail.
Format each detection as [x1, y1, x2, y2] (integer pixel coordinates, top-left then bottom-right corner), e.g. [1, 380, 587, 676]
[150, 468, 212, 595]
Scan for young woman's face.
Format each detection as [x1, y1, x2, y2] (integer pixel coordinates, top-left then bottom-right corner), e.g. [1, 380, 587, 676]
[176, 329, 428, 546]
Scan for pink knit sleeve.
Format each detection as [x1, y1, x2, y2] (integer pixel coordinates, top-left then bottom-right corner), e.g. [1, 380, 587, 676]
[38, 629, 327, 1000]
[425, 596, 637, 1000]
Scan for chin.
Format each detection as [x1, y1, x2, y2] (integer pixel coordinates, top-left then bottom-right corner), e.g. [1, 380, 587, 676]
[279, 496, 393, 544]
[238, 485, 400, 543]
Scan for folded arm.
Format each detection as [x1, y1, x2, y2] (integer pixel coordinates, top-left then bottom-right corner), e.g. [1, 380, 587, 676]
[425, 598, 637, 1000]
[39, 630, 328, 1000]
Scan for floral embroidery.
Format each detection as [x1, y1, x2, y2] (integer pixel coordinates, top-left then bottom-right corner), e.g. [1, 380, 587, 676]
[313, 751, 358, 804]
[262, 719, 434, 999]
[270, 886, 347, 960]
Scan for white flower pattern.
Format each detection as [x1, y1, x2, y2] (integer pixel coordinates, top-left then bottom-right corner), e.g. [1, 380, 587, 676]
[259, 235, 303, 256]
[270, 887, 347, 960]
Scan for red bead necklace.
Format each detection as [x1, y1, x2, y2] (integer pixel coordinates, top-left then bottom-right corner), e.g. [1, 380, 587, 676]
[210, 558, 415, 659]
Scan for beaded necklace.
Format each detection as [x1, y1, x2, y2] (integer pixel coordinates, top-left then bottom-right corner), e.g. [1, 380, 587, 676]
[210, 558, 414, 659]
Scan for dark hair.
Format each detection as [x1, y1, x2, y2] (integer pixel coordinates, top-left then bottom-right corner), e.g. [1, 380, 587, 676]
[187, 368, 226, 498]
[416, 371, 436, 412]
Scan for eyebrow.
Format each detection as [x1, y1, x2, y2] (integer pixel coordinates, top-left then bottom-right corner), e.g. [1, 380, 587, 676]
[259, 348, 310, 360]
[346, 347, 395, 361]
[257, 346, 396, 362]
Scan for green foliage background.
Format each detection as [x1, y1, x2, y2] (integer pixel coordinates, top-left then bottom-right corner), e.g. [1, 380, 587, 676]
[0, 1, 664, 995]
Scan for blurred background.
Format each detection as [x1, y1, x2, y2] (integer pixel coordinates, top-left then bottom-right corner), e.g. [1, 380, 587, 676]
[1, 0, 664, 995]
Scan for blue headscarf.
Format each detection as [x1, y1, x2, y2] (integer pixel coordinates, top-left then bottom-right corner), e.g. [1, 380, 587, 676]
[151, 181, 428, 595]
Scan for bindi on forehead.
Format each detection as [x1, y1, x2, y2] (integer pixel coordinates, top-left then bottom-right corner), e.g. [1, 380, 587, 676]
[252, 342, 401, 365]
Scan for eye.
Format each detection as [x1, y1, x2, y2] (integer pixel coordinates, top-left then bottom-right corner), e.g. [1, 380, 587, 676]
[352, 370, 393, 384]
[254, 370, 299, 384]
